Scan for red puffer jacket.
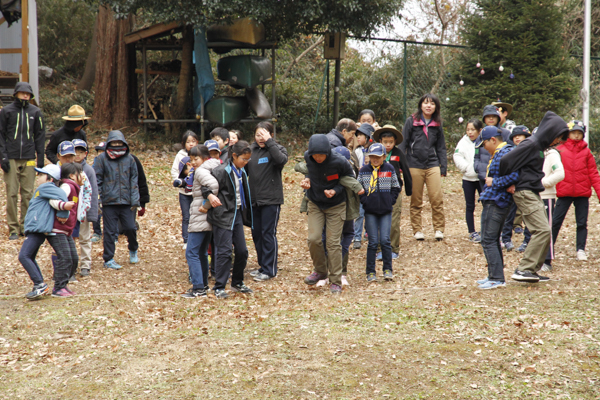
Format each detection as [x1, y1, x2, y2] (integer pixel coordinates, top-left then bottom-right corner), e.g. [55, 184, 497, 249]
[556, 139, 600, 199]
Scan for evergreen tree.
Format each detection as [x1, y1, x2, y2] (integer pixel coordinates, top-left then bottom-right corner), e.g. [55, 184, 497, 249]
[448, 0, 577, 129]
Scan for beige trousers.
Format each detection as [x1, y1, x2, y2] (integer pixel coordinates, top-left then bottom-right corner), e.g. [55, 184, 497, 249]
[409, 167, 445, 234]
[307, 201, 346, 286]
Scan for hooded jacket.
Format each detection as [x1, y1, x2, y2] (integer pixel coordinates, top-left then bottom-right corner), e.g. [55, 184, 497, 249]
[45, 122, 88, 164]
[93, 130, 140, 207]
[0, 82, 45, 167]
[171, 149, 192, 196]
[540, 148, 565, 200]
[246, 138, 288, 207]
[499, 112, 569, 193]
[132, 154, 150, 206]
[304, 134, 354, 209]
[454, 134, 479, 181]
[399, 115, 447, 175]
[189, 158, 220, 232]
[207, 160, 253, 230]
[79, 158, 98, 222]
[24, 182, 70, 235]
[556, 139, 600, 199]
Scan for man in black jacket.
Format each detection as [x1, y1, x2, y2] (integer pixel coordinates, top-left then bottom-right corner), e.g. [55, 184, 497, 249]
[45, 105, 89, 164]
[301, 134, 354, 294]
[0, 82, 45, 239]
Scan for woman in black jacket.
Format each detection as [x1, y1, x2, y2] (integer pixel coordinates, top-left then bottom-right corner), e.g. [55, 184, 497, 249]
[245, 122, 288, 281]
[205, 141, 254, 299]
[399, 93, 447, 241]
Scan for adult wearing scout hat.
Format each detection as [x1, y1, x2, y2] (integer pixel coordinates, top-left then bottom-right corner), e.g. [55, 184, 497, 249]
[45, 105, 91, 164]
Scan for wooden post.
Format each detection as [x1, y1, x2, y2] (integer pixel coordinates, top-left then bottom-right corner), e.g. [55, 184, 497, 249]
[21, 0, 29, 82]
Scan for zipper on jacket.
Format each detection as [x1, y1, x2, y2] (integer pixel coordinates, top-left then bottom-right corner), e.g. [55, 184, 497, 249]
[228, 168, 238, 230]
[20, 108, 24, 159]
[26, 112, 30, 139]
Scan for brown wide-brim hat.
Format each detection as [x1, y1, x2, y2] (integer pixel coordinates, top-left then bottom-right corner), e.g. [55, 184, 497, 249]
[491, 101, 513, 117]
[62, 104, 92, 121]
[373, 124, 403, 145]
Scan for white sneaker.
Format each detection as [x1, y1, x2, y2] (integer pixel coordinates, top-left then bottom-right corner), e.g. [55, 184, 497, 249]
[414, 232, 425, 241]
[341, 275, 349, 286]
[576, 250, 587, 261]
[316, 278, 329, 287]
[435, 231, 444, 241]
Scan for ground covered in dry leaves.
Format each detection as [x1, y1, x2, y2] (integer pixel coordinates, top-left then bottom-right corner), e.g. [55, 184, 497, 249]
[0, 138, 599, 399]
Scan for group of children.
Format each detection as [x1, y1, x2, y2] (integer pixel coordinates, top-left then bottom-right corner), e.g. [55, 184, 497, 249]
[454, 103, 599, 289]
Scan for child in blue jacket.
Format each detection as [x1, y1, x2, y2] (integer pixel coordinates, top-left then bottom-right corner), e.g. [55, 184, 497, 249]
[357, 143, 401, 282]
[18, 164, 75, 300]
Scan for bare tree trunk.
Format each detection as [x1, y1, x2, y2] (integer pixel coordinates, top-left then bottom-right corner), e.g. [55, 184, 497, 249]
[282, 36, 324, 81]
[93, 6, 134, 128]
[165, 25, 194, 137]
[77, 14, 98, 92]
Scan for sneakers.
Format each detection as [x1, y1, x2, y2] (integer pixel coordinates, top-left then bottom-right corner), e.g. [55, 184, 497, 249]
[304, 272, 327, 285]
[80, 268, 90, 277]
[391, 252, 398, 259]
[353, 241, 361, 249]
[104, 259, 122, 270]
[25, 283, 49, 300]
[51, 288, 73, 297]
[91, 233, 101, 243]
[69, 275, 78, 283]
[576, 249, 588, 261]
[253, 273, 273, 282]
[414, 232, 425, 241]
[330, 283, 342, 294]
[476, 277, 489, 285]
[341, 275, 349, 286]
[383, 270, 393, 280]
[129, 250, 139, 264]
[214, 289, 229, 299]
[316, 278, 329, 287]
[9, 233, 18, 240]
[533, 273, 550, 282]
[511, 269, 540, 282]
[514, 226, 524, 234]
[376, 252, 383, 261]
[517, 242, 528, 253]
[366, 273, 377, 282]
[248, 269, 260, 277]
[469, 232, 481, 243]
[503, 241, 515, 251]
[231, 283, 253, 294]
[479, 280, 506, 290]
[435, 231, 444, 241]
[540, 263, 552, 272]
[181, 288, 207, 298]
[65, 286, 76, 295]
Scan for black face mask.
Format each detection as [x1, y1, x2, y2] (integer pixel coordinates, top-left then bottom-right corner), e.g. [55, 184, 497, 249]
[16, 98, 29, 107]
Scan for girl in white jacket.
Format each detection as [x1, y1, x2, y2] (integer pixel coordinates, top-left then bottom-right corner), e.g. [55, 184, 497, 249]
[453, 119, 483, 242]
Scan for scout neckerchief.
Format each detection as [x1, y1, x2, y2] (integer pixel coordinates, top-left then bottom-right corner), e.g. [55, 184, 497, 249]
[486, 141, 508, 176]
[368, 164, 381, 195]
[231, 162, 245, 209]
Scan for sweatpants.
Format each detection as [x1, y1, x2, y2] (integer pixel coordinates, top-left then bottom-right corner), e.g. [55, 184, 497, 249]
[212, 210, 248, 290]
[409, 167, 445, 234]
[552, 196, 589, 252]
[3, 159, 35, 236]
[513, 191, 550, 273]
[102, 205, 138, 262]
[462, 179, 481, 234]
[251, 205, 281, 278]
[46, 234, 78, 290]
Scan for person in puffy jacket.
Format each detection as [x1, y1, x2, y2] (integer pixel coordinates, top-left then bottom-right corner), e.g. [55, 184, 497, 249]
[552, 120, 600, 262]
[93, 130, 140, 270]
[399, 93, 446, 241]
[453, 118, 483, 242]
[245, 122, 288, 282]
[0, 82, 46, 239]
[181, 145, 220, 298]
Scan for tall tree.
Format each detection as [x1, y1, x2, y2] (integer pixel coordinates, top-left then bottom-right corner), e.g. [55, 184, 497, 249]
[448, 0, 577, 128]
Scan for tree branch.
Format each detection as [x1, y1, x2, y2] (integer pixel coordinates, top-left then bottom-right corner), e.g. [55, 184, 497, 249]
[281, 36, 325, 81]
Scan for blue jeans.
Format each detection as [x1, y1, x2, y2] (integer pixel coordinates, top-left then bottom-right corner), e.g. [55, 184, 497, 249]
[353, 204, 365, 242]
[18, 233, 47, 285]
[186, 231, 211, 289]
[480, 201, 510, 282]
[364, 212, 392, 274]
[179, 193, 193, 243]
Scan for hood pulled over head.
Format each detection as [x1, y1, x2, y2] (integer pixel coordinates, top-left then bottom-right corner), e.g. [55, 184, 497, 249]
[307, 134, 331, 158]
[533, 111, 569, 149]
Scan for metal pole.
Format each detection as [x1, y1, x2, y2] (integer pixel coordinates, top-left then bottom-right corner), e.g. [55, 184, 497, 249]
[326, 60, 330, 120]
[403, 42, 407, 123]
[333, 58, 340, 126]
[142, 44, 147, 135]
[583, 0, 591, 143]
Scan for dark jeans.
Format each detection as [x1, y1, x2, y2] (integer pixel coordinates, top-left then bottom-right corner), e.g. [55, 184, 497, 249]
[102, 205, 138, 262]
[251, 205, 281, 277]
[212, 210, 248, 290]
[353, 204, 365, 241]
[186, 231, 211, 289]
[501, 202, 518, 243]
[46, 234, 78, 290]
[364, 212, 392, 274]
[179, 193, 193, 243]
[462, 179, 481, 233]
[93, 206, 102, 235]
[552, 196, 589, 252]
[18, 233, 47, 285]
[480, 201, 510, 282]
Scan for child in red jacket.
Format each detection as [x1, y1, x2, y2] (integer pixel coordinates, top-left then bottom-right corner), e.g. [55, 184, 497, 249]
[552, 120, 600, 262]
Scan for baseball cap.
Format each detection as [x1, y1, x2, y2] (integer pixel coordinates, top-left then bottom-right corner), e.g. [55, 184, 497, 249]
[204, 140, 221, 153]
[95, 142, 106, 151]
[366, 143, 386, 157]
[34, 164, 61, 181]
[72, 138, 88, 150]
[567, 120, 586, 133]
[332, 146, 351, 161]
[58, 141, 76, 156]
[178, 156, 191, 177]
[475, 126, 503, 148]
